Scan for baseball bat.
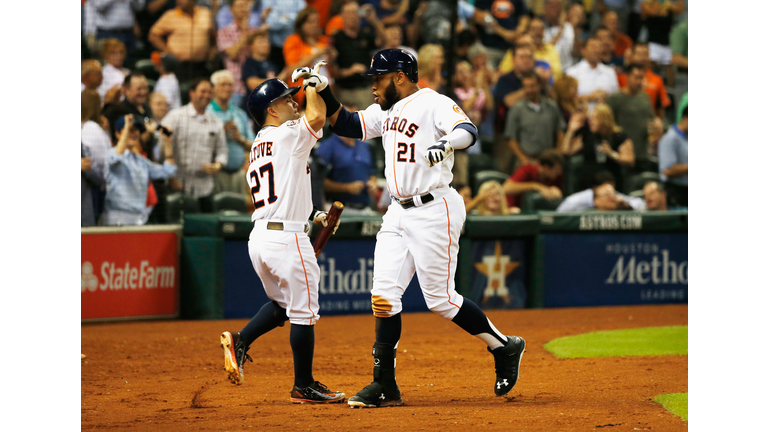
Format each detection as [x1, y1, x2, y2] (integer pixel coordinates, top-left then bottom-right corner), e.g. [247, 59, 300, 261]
[313, 202, 344, 257]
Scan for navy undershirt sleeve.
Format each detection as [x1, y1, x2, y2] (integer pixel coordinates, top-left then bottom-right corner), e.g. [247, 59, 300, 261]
[330, 107, 364, 139]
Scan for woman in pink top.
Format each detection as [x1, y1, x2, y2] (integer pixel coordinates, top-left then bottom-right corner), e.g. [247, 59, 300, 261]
[453, 61, 494, 126]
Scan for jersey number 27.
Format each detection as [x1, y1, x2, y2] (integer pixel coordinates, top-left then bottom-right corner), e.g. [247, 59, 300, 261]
[249, 162, 277, 210]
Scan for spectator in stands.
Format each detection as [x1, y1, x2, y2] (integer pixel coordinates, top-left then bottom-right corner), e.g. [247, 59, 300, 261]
[498, 34, 554, 81]
[207, 70, 255, 196]
[658, 106, 687, 207]
[492, 44, 536, 173]
[454, 61, 494, 127]
[565, 37, 619, 111]
[567, 2, 587, 44]
[503, 149, 564, 209]
[92, 0, 144, 53]
[553, 74, 585, 123]
[618, 43, 670, 118]
[82, 142, 103, 227]
[557, 171, 645, 212]
[218, 0, 270, 108]
[473, 0, 529, 68]
[262, 0, 307, 71]
[152, 52, 182, 110]
[148, 92, 170, 148]
[528, 17, 563, 79]
[103, 73, 156, 157]
[416, 44, 446, 93]
[602, 10, 632, 58]
[468, 42, 495, 87]
[216, 0, 268, 29]
[330, 1, 383, 109]
[149, 0, 217, 82]
[562, 103, 634, 192]
[670, 18, 688, 70]
[82, 90, 112, 222]
[599, 0, 631, 35]
[640, 0, 686, 85]
[316, 125, 379, 215]
[382, 22, 418, 60]
[505, 72, 566, 167]
[595, 26, 623, 68]
[607, 64, 655, 164]
[368, 0, 410, 28]
[643, 181, 669, 211]
[283, 6, 330, 107]
[542, 0, 579, 70]
[101, 114, 178, 226]
[467, 181, 521, 215]
[97, 39, 129, 102]
[242, 30, 290, 94]
[161, 79, 228, 212]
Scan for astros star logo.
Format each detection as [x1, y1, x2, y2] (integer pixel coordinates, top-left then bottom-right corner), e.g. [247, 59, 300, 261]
[475, 242, 519, 304]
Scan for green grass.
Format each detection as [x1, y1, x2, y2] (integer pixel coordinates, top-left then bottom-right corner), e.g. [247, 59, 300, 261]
[543, 326, 688, 359]
[653, 393, 688, 422]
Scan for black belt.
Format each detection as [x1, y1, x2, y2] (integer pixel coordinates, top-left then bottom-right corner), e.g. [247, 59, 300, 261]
[396, 192, 434, 209]
[97, 27, 133, 35]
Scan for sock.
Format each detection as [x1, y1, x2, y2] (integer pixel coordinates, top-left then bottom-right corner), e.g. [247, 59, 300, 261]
[290, 324, 315, 388]
[451, 299, 509, 349]
[240, 301, 288, 347]
[375, 313, 402, 346]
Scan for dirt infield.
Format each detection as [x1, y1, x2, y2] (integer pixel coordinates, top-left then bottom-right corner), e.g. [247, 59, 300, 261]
[81, 304, 688, 431]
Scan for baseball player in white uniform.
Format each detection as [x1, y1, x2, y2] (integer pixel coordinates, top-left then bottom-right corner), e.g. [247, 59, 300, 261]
[219, 73, 345, 404]
[293, 50, 526, 408]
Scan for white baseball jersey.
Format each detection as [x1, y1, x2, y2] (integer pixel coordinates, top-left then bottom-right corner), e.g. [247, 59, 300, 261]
[247, 116, 323, 222]
[357, 88, 473, 199]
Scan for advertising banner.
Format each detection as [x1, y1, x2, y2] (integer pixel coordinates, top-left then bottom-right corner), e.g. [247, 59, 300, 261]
[222, 240, 429, 318]
[542, 233, 688, 307]
[81, 229, 180, 320]
[467, 240, 528, 309]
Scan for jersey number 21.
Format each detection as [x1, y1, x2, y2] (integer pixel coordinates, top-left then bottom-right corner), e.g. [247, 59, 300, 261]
[249, 162, 277, 210]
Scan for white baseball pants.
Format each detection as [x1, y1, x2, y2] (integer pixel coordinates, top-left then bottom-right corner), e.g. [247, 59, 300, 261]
[371, 187, 466, 320]
[248, 221, 320, 325]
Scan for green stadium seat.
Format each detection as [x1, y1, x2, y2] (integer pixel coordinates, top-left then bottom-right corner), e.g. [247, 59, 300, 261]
[165, 192, 201, 224]
[472, 170, 510, 195]
[624, 171, 661, 194]
[212, 191, 247, 213]
[134, 59, 159, 81]
[520, 191, 564, 213]
[467, 153, 497, 190]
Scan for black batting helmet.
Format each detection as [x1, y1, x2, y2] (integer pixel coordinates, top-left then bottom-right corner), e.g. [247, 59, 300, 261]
[363, 48, 418, 83]
[247, 78, 300, 126]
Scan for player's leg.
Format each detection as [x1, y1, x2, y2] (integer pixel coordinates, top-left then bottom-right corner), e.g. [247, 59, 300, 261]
[220, 233, 290, 385]
[349, 210, 413, 408]
[282, 233, 345, 404]
[406, 189, 525, 396]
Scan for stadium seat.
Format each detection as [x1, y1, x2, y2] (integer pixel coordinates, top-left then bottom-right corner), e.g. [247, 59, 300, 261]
[212, 191, 247, 213]
[135, 59, 159, 81]
[472, 170, 510, 195]
[624, 172, 661, 194]
[636, 155, 659, 174]
[165, 192, 201, 223]
[479, 135, 495, 155]
[520, 191, 564, 213]
[467, 153, 496, 190]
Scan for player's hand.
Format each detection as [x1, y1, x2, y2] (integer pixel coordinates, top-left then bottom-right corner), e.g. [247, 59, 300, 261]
[425, 139, 454, 167]
[313, 211, 340, 234]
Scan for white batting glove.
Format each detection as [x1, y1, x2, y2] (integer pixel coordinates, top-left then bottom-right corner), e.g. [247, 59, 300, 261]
[425, 139, 454, 167]
[291, 66, 312, 82]
[313, 211, 340, 234]
[292, 61, 328, 91]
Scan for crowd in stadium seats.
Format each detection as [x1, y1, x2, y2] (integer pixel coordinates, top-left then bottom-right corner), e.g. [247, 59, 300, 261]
[81, 0, 688, 227]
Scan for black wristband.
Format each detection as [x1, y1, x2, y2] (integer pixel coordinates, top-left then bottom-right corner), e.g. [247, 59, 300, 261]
[309, 207, 320, 220]
[318, 86, 342, 117]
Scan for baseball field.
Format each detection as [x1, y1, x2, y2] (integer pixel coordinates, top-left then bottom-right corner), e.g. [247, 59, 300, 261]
[81, 304, 687, 431]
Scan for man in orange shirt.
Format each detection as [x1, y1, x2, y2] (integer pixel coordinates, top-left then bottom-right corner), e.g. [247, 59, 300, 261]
[149, 0, 217, 82]
[283, 7, 329, 107]
[603, 11, 632, 58]
[617, 43, 670, 118]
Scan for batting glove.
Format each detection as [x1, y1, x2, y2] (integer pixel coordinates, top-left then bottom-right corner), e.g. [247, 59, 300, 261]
[313, 211, 340, 234]
[292, 61, 328, 91]
[425, 139, 454, 167]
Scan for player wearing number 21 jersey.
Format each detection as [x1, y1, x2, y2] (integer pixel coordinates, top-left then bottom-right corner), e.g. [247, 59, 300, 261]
[219, 78, 346, 404]
[305, 49, 527, 408]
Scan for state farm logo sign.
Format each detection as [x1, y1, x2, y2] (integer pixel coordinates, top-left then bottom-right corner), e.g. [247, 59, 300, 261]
[81, 260, 175, 292]
[81, 231, 179, 320]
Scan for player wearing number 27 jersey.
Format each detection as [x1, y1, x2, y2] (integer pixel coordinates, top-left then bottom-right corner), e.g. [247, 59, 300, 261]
[219, 77, 346, 404]
[304, 49, 527, 408]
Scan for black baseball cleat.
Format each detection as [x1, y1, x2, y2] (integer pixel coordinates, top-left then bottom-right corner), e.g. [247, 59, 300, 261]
[290, 381, 346, 404]
[348, 381, 404, 408]
[220, 331, 252, 385]
[488, 335, 526, 396]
